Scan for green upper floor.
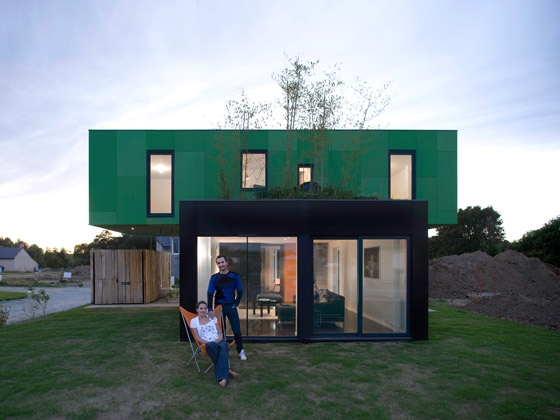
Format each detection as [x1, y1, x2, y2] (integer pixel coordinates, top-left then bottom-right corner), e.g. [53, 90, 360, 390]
[89, 129, 457, 236]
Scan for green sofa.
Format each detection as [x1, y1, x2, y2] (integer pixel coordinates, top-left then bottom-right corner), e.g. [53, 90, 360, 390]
[276, 290, 345, 328]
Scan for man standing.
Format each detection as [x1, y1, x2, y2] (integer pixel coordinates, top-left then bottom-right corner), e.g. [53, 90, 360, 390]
[207, 255, 247, 361]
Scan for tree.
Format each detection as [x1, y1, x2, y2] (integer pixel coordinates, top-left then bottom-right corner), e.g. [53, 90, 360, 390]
[272, 56, 317, 187]
[91, 230, 120, 249]
[344, 77, 392, 130]
[73, 231, 153, 266]
[216, 90, 272, 198]
[272, 56, 317, 131]
[0, 237, 16, 247]
[221, 89, 272, 130]
[1, 230, 154, 269]
[510, 215, 560, 268]
[222, 54, 392, 190]
[26, 244, 44, 268]
[42, 248, 72, 269]
[73, 243, 91, 266]
[118, 234, 152, 250]
[429, 206, 506, 258]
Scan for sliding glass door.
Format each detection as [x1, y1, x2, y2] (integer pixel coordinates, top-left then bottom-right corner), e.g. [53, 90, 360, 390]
[197, 236, 297, 337]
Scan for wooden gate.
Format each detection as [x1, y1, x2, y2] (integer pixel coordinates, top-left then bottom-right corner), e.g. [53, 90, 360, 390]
[90, 249, 171, 304]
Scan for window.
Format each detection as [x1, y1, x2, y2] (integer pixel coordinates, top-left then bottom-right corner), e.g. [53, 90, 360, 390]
[298, 164, 313, 185]
[313, 240, 358, 334]
[312, 238, 408, 335]
[241, 151, 267, 189]
[389, 152, 415, 200]
[362, 239, 408, 333]
[172, 237, 180, 255]
[148, 151, 173, 215]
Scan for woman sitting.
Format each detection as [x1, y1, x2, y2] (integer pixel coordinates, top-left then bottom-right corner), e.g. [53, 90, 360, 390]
[189, 300, 239, 387]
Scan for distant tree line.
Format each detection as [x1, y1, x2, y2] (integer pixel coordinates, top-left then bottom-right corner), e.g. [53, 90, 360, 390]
[429, 206, 560, 268]
[73, 230, 154, 266]
[0, 230, 153, 270]
[0, 237, 71, 270]
[4, 212, 558, 270]
[509, 216, 560, 268]
[428, 206, 507, 258]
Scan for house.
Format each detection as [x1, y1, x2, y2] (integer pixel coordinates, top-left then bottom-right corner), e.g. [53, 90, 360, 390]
[155, 236, 180, 282]
[89, 129, 457, 342]
[0, 247, 39, 272]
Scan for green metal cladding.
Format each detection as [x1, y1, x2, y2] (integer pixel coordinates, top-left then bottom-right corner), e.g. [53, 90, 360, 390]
[89, 129, 457, 236]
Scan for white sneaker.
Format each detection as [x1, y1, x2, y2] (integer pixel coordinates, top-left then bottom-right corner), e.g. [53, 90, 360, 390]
[239, 349, 247, 361]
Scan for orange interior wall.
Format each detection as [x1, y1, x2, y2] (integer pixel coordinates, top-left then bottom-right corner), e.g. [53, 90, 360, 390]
[283, 243, 297, 303]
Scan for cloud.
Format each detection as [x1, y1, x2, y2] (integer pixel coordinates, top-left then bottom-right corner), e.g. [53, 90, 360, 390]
[1, 0, 559, 250]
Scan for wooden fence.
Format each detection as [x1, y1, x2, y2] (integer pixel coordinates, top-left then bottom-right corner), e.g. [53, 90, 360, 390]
[90, 249, 171, 304]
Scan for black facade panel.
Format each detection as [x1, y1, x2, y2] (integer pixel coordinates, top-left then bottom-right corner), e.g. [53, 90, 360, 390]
[179, 199, 428, 342]
[191, 200, 420, 236]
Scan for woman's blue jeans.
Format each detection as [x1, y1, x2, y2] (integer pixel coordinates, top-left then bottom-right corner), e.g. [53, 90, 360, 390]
[205, 340, 229, 381]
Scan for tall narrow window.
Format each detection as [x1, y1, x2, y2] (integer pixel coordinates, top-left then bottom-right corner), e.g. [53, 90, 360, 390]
[242, 151, 267, 189]
[298, 164, 313, 185]
[313, 239, 357, 334]
[389, 152, 415, 200]
[362, 239, 408, 333]
[148, 152, 173, 215]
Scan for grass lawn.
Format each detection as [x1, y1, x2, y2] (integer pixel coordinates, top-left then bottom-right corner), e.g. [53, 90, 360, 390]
[0, 291, 28, 301]
[0, 301, 559, 420]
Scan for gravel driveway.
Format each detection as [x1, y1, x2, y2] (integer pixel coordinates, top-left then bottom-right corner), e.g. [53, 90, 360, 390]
[0, 286, 91, 325]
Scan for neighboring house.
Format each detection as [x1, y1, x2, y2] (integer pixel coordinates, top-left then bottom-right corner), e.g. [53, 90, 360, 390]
[0, 247, 39, 272]
[155, 236, 180, 282]
[89, 129, 457, 342]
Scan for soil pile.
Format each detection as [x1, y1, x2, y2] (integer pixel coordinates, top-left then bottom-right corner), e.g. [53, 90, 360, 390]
[71, 265, 91, 286]
[429, 250, 560, 331]
[71, 265, 90, 277]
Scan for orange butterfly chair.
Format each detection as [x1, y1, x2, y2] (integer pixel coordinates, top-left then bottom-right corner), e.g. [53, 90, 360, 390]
[180, 305, 235, 374]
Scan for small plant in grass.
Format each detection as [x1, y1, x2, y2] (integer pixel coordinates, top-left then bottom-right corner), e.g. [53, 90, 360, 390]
[0, 304, 9, 327]
[23, 287, 50, 319]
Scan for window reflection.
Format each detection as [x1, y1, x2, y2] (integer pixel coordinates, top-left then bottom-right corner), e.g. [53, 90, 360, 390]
[298, 164, 312, 185]
[362, 239, 407, 333]
[312, 238, 408, 335]
[242, 152, 267, 189]
[313, 240, 357, 334]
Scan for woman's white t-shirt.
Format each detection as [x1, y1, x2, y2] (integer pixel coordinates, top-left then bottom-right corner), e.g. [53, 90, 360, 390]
[190, 316, 219, 342]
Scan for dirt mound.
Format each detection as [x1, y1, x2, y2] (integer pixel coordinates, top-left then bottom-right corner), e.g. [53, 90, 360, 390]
[71, 265, 90, 277]
[430, 251, 560, 331]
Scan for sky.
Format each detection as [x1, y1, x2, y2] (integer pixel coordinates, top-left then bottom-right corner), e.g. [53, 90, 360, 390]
[1, 0, 559, 251]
